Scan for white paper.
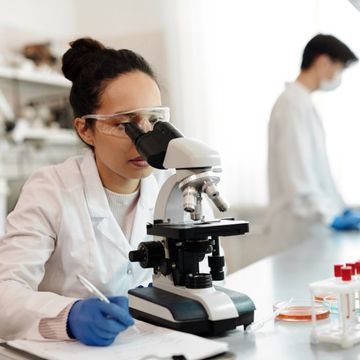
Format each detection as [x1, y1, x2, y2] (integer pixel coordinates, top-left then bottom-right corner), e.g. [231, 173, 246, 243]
[7, 320, 228, 360]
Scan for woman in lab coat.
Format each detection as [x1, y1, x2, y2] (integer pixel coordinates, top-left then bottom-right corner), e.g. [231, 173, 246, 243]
[0, 38, 169, 345]
[267, 34, 359, 253]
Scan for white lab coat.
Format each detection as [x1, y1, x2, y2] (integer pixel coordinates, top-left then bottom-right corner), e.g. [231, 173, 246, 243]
[0, 150, 160, 340]
[266, 82, 344, 251]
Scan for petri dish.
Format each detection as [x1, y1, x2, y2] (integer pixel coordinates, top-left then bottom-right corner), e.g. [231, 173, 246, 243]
[273, 299, 330, 321]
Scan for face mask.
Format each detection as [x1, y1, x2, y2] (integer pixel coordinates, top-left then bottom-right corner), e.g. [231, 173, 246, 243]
[319, 71, 342, 91]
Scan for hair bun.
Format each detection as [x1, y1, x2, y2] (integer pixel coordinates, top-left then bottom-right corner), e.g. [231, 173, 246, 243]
[62, 37, 105, 82]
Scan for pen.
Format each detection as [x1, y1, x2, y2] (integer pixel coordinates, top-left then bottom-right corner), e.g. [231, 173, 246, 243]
[77, 274, 140, 333]
[77, 274, 110, 303]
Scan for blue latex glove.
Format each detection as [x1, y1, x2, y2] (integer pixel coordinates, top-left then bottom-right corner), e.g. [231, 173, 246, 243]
[330, 211, 360, 231]
[67, 296, 134, 346]
[343, 208, 360, 218]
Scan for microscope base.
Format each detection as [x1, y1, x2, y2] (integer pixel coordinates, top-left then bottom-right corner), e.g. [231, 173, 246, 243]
[128, 286, 255, 336]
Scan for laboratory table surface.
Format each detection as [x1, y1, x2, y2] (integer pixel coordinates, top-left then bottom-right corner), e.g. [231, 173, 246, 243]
[1, 231, 360, 359]
[218, 231, 360, 359]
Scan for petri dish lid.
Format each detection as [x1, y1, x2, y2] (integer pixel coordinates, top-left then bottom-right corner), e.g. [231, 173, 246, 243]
[273, 299, 330, 322]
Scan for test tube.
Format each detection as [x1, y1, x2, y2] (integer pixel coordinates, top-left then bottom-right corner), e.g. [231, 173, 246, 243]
[346, 262, 359, 316]
[355, 261, 360, 280]
[355, 261, 360, 318]
[328, 264, 344, 317]
[340, 266, 354, 330]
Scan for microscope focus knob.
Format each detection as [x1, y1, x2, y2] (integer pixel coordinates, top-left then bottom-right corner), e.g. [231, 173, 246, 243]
[208, 256, 225, 281]
[129, 241, 165, 269]
[128, 249, 145, 263]
[185, 273, 212, 289]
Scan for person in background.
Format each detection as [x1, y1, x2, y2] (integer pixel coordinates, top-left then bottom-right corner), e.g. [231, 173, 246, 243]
[267, 34, 359, 252]
[0, 38, 169, 346]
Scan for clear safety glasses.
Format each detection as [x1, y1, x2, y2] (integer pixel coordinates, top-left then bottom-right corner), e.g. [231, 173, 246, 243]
[82, 106, 170, 138]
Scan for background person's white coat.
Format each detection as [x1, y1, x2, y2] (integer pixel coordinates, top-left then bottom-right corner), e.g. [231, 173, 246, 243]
[266, 82, 344, 251]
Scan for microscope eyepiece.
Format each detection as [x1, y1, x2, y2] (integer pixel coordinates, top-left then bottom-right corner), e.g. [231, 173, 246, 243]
[123, 122, 145, 144]
[123, 121, 183, 169]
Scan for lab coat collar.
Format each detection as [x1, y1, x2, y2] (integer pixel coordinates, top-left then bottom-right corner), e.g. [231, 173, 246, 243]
[80, 149, 158, 219]
[80, 149, 110, 219]
[129, 174, 158, 247]
[80, 149, 159, 255]
[95, 174, 158, 256]
[138, 173, 158, 210]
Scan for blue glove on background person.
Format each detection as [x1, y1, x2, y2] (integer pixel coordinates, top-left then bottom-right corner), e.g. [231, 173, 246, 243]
[67, 296, 134, 346]
[342, 208, 360, 218]
[330, 208, 360, 231]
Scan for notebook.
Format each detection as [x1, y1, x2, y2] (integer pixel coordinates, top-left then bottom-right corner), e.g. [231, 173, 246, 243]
[7, 320, 229, 360]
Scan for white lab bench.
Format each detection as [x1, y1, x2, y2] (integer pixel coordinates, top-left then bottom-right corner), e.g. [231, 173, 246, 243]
[1, 231, 360, 359]
[218, 231, 360, 359]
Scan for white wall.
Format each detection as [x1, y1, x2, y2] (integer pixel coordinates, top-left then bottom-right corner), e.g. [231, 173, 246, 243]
[72, 0, 172, 106]
[74, 0, 164, 37]
[0, 0, 76, 51]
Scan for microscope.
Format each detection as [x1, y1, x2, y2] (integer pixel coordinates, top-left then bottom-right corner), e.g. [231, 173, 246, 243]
[125, 120, 255, 335]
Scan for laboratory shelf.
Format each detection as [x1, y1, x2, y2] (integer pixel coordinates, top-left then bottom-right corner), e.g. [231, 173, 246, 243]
[0, 65, 70, 87]
[18, 128, 78, 144]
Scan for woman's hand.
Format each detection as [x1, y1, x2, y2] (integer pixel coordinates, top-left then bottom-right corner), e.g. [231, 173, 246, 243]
[67, 296, 134, 346]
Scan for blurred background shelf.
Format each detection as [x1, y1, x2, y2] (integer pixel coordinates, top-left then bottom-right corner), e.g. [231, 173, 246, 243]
[0, 65, 70, 87]
[0, 55, 78, 235]
[18, 127, 78, 144]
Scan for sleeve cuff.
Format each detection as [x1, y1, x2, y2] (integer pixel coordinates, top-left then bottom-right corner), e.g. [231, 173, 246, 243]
[38, 302, 75, 340]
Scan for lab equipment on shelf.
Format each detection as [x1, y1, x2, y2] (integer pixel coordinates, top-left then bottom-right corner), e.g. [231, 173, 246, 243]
[309, 262, 360, 348]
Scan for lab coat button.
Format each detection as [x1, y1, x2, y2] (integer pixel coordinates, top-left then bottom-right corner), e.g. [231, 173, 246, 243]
[127, 268, 133, 275]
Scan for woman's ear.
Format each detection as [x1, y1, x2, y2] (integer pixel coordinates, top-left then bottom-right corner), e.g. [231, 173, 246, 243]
[74, 118, 95, 146]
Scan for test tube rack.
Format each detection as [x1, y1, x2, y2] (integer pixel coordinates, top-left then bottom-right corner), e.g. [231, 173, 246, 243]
[309, 276, 360, 348]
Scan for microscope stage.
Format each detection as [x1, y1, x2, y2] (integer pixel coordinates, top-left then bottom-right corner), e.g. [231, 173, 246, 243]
[147, 219, 249, 240]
